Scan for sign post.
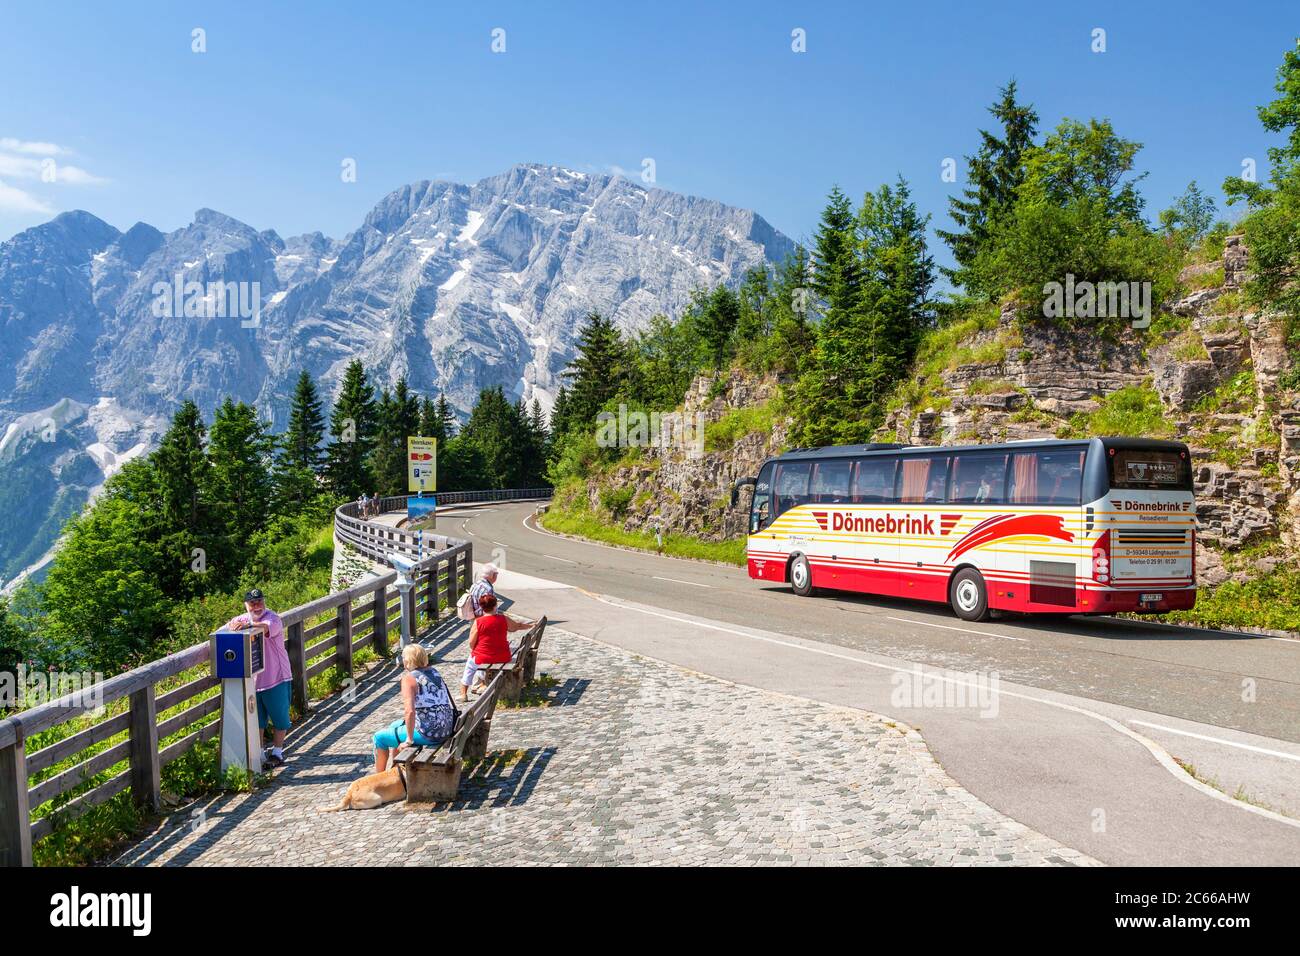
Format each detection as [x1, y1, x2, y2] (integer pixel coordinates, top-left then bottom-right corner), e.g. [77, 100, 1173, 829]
[407, 437, 438, 524]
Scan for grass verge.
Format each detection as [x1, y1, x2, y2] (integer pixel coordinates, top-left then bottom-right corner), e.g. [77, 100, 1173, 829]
[539, 507, 746, 566]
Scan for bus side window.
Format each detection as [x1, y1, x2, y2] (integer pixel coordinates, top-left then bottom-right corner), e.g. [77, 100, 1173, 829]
[853, 457, 897, 502]
[901, 456, 949, 503]
[772, 462, 811, 518]
[811, 460, 852, 503]
[1010, 450, 1083, 504]
[950, 453, 1008, 503]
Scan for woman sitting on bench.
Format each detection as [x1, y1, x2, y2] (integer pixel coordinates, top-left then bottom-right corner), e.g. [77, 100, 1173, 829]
[372, 644, 456, 773]
[460, 592, 531, 703]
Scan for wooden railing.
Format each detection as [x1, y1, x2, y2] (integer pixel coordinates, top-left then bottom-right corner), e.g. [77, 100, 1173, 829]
[334, 489, 550, 565]
[0, 488, 547, 867]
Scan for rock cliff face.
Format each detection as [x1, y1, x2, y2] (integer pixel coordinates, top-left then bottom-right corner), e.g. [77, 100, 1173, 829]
[566, 368, 791, 541]
[577, 238, 1297, 593]
[877, 237, 1291, 588]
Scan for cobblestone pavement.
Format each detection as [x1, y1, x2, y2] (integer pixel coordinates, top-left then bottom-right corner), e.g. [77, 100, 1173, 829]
[116, 625, 1097, 866]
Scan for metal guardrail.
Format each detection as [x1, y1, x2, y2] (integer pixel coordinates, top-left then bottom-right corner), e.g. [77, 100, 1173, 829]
[0, 487, 547, 866]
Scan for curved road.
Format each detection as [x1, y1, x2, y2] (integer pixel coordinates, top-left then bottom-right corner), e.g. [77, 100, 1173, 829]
[441, 500, 1300, 865]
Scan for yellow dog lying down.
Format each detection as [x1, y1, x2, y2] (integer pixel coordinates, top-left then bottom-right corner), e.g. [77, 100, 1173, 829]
[326, 764, 407, 811]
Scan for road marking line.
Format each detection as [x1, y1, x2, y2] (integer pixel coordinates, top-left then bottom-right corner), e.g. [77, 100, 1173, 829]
[887, 616, 1027, 642]
[1127, 720, 1300, 762]
[542, 553, 577, 564]
[583, 590, 1300, 831]
[652, 575, 713, 588]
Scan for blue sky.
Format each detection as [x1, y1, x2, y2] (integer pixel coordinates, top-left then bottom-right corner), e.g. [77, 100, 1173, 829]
[1, 0, 1294, 270]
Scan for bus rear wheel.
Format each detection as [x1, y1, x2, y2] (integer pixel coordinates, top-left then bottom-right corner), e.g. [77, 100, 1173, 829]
[789, 553, 815, 597]
[949, 568, 989, 622]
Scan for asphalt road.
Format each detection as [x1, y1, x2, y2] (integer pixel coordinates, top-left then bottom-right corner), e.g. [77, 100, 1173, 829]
[436, 500, 1300, 865]
[458, 502, 1300, 741]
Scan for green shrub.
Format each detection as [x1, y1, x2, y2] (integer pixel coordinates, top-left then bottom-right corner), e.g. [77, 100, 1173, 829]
[1062, 384, 1173, 438]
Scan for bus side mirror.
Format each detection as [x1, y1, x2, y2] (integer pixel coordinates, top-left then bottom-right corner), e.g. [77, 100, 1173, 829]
[731, 477, 757, 508]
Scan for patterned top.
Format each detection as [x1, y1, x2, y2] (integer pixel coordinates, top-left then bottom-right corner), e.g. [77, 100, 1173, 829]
[411, 666, 455, 742]
[468, 578, 496, 617]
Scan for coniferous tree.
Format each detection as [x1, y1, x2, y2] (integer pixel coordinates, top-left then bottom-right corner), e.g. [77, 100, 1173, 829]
[368, 388, 405, 497]
[561, 312, 629, 429]
[857, 177, 936, 408]
[936, 80, 1039, 297]
[206, 399, 275, 587]
[527, 398, 548, 483]
[154, 400, 214, 597]
[274, 370, 327, 512]
[325, 359, 377, 499]
[459, 386, 526, 488]
[811, 185, 862, 319]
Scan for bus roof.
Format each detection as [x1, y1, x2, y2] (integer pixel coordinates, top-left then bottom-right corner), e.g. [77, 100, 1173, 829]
[769, 436, 1188, 463]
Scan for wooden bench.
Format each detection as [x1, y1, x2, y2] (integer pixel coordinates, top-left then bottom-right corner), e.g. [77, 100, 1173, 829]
[479, 616, 548, 703]
[394, 672, 503, 804]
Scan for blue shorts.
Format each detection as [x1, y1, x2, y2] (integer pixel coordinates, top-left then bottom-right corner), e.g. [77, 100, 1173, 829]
[256, 682, 292, 731]
[373, 718, 437, 752]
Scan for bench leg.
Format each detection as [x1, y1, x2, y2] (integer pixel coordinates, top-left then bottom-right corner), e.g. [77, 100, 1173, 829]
[404, 759, 461, 804]
[522, 648, 538, 683]
[462, 717, 492, 763]
[499, 667, 525, 703]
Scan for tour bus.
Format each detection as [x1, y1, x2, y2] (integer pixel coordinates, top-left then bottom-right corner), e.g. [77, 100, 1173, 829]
[731, 437, 1196, 621]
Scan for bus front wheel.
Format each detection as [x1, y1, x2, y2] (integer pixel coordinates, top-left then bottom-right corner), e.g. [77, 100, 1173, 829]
[789, 553, 815, 597]
[949, 568, 989, 622]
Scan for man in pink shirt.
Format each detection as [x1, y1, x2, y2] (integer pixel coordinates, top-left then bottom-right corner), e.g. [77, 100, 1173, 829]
[223, 588, 293, 767]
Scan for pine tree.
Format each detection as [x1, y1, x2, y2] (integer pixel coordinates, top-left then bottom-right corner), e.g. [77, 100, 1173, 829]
[936, 80, 1038, 296]
[274, 370, 327, 512]
[562, 312, 629, 427]
[811, 186, 862, 318]
[858, 177, 936, 408]
[206, 399, 275, 589]
[325, 359, 376, 499]
[460, 386, 526, 488]
[527, 398, 548, 482]
[153, 400, 214, 597]
[368, 388, 405, 497]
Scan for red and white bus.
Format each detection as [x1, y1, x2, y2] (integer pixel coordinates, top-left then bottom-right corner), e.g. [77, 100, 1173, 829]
[732, 438, 1196, 621]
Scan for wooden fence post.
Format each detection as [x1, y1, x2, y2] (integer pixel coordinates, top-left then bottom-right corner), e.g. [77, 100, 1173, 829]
[337, 598, 353, 678]
[407, 578, 418, 639]
[287, 619, 309, 718]
[447, 553, 459, 615]
[128, 686, 161, 812]
[0, 730, 31, 867]
[372, 585, 389, 657]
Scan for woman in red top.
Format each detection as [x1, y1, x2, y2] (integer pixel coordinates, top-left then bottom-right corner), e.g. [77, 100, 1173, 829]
[460, 592, 531, 702]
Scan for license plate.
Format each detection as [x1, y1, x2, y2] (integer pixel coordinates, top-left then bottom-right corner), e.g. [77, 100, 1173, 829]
[1140, 592, 1163, 603]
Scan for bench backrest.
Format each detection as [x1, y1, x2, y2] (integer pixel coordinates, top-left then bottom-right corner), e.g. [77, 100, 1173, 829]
[449, 671, 502, 759]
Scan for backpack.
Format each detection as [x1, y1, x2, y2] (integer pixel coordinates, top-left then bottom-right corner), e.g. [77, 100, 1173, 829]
[456, 591, 475, 621]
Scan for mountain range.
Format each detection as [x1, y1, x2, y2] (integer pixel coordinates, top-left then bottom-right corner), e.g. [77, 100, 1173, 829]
[0, 163, 794, 587]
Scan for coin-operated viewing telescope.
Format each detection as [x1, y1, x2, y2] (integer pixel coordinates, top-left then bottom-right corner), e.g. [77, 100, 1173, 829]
[209, 627, 266, 775]
[390, 552, 418, 651]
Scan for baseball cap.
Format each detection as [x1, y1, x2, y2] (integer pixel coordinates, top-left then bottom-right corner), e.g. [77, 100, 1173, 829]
[244, 588, 265, 602]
